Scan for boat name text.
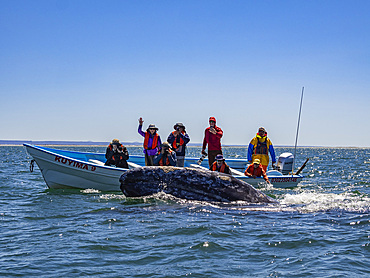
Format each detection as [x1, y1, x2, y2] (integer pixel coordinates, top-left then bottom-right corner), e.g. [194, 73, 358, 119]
[54, 156, 96, 171]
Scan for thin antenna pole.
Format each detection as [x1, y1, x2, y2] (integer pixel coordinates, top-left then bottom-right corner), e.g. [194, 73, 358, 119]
[293, 87, 304, 174]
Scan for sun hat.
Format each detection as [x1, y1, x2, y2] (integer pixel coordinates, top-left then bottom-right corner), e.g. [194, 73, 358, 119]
[147, 124, 158, 130]
[174, 123, 185, 130]
[215, 154, 224, 161]
[253, 159, 260, 165]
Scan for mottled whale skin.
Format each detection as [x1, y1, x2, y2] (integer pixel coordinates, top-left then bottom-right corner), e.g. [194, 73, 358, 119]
[119, 166, 276, 203]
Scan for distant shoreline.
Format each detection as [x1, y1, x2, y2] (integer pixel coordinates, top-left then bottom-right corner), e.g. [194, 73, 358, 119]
[0, 140, 368, 148]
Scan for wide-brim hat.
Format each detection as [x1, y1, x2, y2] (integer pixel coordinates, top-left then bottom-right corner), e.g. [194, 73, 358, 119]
[147, 124, 158, 131]
[174, 122, 185, 130]
[215, 154, 224, 161]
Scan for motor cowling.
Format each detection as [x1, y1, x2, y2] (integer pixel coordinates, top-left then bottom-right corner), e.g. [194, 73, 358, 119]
[276, 152, 294, 174]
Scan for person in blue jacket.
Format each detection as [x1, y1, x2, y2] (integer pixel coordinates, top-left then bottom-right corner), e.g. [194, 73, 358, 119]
[154, 142, 177, 166]
[167, 123, 190, 167]
[247, 127, 276, 171]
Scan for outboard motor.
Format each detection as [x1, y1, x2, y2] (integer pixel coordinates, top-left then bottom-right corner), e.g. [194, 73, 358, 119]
[276, 152, 294, 174]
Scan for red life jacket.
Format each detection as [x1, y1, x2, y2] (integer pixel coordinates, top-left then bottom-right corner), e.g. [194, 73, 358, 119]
[171, 131, 185, 149]
[144, 132, 159, 150]
[158, 155, 171, 166]
[247, 164, 263, 176]
[211, 161, 226, 173]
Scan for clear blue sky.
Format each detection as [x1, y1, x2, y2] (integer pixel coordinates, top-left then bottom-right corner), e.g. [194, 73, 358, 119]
[1, 0, 369, 147]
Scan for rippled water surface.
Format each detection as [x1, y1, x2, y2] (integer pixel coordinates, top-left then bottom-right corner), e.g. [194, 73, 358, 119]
[0, 146, 369, 277]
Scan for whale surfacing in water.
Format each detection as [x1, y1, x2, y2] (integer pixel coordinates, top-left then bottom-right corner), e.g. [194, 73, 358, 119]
[119, 166, 276, 203]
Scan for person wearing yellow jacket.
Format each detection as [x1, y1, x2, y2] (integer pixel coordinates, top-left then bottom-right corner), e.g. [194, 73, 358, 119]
[247, 127, 276, 171]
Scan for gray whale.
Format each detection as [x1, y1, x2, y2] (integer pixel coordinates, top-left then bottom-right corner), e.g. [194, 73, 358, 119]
[119, 166, 276, 203]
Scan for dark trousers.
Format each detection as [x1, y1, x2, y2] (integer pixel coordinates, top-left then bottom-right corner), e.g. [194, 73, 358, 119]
[145, 153, 155, 166]
[208, 150, 222, 167]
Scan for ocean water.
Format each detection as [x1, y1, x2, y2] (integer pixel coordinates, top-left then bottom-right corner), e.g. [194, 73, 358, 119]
[0, 145, 369, 278]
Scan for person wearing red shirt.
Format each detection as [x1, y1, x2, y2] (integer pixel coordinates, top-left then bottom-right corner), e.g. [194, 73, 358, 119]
[202, 117, 223, 167]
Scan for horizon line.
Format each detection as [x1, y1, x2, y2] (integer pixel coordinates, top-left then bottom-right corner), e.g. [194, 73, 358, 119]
[0, 140, 368, 148]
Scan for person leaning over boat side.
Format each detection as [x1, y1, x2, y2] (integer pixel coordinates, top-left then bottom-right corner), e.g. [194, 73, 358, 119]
[167, 122, 190, 167]
[138, 117, 162, 166]
[153, 142, 177, 166]
[104, 139, 129, 168]
[247, 127, 276, 171]
[244, 159, 270, 183]
[209, 154, 231, 174]
[202, 116, 223, 167]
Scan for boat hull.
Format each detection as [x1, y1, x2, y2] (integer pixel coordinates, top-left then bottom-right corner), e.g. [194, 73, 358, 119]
[236, 175, 304, 188]
[25, 144, 126, 191]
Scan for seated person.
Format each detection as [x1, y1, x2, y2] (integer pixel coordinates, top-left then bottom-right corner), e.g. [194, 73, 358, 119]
[209, 154, 231, 174]
[244, 158, 270, 183]
[154, 142, 177, 166]
[105, 139, 129, 169]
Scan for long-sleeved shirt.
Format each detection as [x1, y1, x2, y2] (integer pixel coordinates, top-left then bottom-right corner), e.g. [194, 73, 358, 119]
[138, 125, 162, 156]
[244, 164, 269, 182]
[202, 126, 223, 151]
[167, 131, 190, 157]
[247, 134, 276, 166]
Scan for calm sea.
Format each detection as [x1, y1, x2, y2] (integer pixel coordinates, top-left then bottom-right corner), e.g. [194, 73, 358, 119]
[0, 146, 369, 277]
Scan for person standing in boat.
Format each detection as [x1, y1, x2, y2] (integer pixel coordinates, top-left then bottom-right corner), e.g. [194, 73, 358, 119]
[167, 123, 190, 167]
[104, 139, 129, 168]
[244, 158, 270, 183]
[209, 154, 231, 174]
[202, 116, 223, 167]
[247, 127, 276, 171]
[153, 142, 177, 166]
[138, 117, 162, 166]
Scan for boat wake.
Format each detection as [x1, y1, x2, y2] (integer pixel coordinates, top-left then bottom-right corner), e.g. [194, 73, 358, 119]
[93, 189, 370, 214]
[279, 191, 370, 213]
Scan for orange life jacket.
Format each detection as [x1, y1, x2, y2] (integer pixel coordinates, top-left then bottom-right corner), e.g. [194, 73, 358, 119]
[144, 132, 159, 150]
[211, 161, 226, 173]
[171, 131, 185, 149]
[245, 164, 269, 181]
[158, 155, 171, 166]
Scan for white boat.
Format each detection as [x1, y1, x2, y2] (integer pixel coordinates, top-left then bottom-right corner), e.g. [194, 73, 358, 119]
[24, 144, 304, 191]
[189, 164, 304, 189]
[24, 144, 128, 191]
[240, 171, 304, 188]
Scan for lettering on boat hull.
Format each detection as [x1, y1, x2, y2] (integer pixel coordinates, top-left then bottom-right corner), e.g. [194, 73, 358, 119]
[54, 156, 96, 171]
